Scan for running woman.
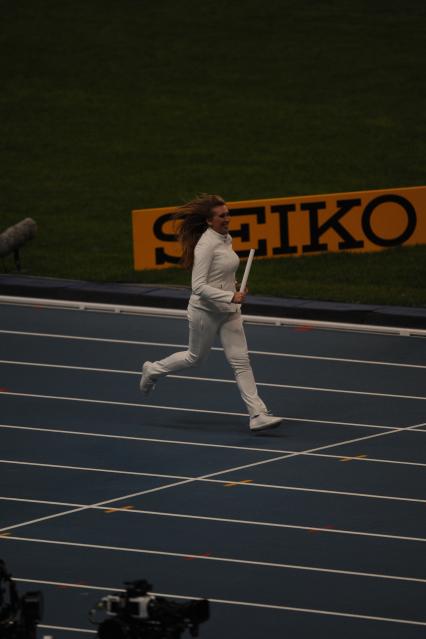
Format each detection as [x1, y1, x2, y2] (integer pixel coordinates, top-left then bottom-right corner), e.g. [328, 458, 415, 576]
[139, 194, 283, 432]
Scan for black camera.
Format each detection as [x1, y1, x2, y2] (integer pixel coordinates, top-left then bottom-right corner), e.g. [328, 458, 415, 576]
[0, 560, 43, 639]
[89, 580, 209, 639]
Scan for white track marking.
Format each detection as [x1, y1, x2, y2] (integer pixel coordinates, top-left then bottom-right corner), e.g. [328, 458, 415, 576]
[0, 459, 187, 480]
[0, 391, 248, 417]
[38, 625, 95, 635]
[0, 409, 393, 430]
[1, 391, 420, 436]
[1, 459, 425, 504]
[1, 328, 425, 368]
[254, 351, 426, 369]
[0, 423, 394, 454]
[2, 496, 425, 543]
[1, 361, 425, 400]
[2, 460, 426, 503]
[1, 535, 425, 584]
[173, 375, 426, 402]
[13, 578, 426, 628]
[0, 421, 423, 534]
[0, 328, 183, 348]
[5, 424, 426, 467]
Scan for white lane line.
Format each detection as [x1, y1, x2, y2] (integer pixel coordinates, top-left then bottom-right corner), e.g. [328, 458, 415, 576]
[5, 421, 418, 468]
[1, 459, 425, 504]
[38, 625, 95, 635]
[1, 459, 424, 504]
[2, 422, 426, 472]
[0, 328, 182, 348]
[1, 535, 425, 584]
[411, 422, 426, 429]
[255, 351, 426, 370]
[0, 419, 424, 535]
[2, 496, 425, 543]
[5, 424, 426, 467]
[1, 362, 425, 401]
[178, 375, 426, 401]
[0, 424, 395, 460]
[0, 409, 393, 430]
[1, 328, 425, 369]
[0, 416, 419, 532]
[0, 391, 248, 418]
[0, 390, 418, 439]
[13, 578, 426, 628]
[0, 459, 188, 480]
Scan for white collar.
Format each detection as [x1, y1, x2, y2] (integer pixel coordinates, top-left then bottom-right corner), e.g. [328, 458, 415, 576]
[206, 227, 232, 244]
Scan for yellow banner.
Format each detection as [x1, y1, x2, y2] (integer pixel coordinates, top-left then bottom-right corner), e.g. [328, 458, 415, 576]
[132, 186, 426, 270]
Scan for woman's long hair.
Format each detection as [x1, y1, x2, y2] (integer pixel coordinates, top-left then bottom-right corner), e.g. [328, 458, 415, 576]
[173, 194, 225, 269]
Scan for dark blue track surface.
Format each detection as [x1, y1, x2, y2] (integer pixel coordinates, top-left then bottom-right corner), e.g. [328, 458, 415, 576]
[0, 301, 425, 639]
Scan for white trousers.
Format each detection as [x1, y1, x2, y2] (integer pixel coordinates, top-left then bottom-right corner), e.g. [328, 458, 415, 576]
[148, 306, 267, 417]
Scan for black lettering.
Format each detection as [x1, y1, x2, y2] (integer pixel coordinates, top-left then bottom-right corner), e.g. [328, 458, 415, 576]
[153, 213, 175, 242]
[152, 213, 179, 265]
[230, 206, 266, 224]
[155, 247, 180, 265]
[230, 223, 250, 242]
[271, 204, 297, 255]
[236, 240, 267, 258]
[230, 206, 267, 256]
[302, 199, 364, 253]
[362, 195, 417, 247]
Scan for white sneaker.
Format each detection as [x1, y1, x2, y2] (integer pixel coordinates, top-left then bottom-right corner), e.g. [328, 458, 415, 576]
[139, 361, 157, 395]
[249, 412, 283, 432]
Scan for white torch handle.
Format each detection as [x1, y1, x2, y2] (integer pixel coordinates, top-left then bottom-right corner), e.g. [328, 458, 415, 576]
[240, 249, 255, 292]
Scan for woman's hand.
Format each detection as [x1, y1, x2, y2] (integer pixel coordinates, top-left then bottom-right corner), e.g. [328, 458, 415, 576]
[232, 289, 248, 304]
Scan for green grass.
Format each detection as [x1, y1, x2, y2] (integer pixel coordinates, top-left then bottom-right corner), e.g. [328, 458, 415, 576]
[1, 0, 425, 306]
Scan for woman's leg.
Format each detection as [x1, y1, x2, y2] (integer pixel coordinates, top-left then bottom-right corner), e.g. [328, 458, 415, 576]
[142, 307, 218, 380]
[219, 313, 268, 417]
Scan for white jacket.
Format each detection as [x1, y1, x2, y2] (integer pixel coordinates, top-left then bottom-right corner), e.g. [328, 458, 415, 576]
[189, 227, 240, 313]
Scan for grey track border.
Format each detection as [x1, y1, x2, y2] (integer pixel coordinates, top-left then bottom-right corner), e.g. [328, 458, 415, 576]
[0, 274, 425, 329]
